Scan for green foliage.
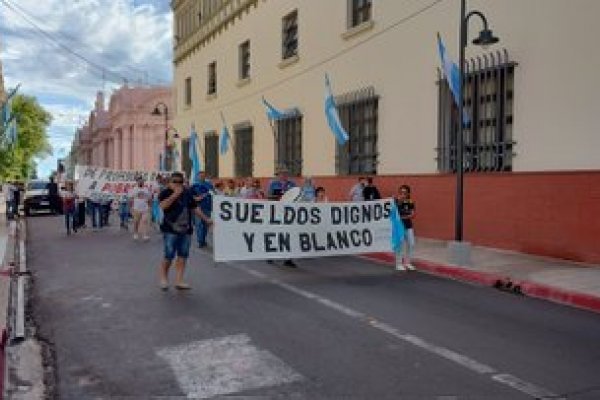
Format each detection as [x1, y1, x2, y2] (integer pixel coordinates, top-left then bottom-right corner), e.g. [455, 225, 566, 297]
[0, 94, 52, 181]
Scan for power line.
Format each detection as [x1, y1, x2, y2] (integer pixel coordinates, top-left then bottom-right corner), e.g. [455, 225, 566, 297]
[1, 0, 168, 86]
[189, 0, 446, 116]
[5, 0, 168, 85]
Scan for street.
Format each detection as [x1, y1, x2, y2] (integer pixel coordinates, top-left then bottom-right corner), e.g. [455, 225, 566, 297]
[28, 215, 600, 399]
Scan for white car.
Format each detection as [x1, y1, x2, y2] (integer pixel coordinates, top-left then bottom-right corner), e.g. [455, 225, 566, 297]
[23, 180, 52, 216]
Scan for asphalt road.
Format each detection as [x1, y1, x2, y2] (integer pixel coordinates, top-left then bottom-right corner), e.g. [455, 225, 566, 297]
[28, 215, 600, 399]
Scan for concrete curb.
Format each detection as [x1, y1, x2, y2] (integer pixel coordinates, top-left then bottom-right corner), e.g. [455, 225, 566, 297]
[362, 252, 600, 315]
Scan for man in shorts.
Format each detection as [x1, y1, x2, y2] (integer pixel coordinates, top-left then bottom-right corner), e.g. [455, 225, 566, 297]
[158, 172, 212, 290]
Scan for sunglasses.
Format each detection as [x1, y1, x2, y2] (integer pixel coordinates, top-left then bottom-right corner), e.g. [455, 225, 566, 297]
[172, 180, 184, 184]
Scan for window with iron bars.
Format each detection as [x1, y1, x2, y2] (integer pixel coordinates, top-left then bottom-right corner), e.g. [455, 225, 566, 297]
[282, 10, 298, 60]
[180, 138, 192, 179]
[275, 114, 302, 176]
[184, 77, 192, 106]
[336, 88, 379, 175]
[234, 125, 253, 177]
[437, 50, 516, 173]
[239, 40, 250, 80]
[204, 132, 219, 179]
[207, 61, 217, 95]
[349, 0, 372, 28]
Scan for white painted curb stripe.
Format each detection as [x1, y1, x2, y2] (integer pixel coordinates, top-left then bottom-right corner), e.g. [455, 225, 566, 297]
[229, 263, 562, 399]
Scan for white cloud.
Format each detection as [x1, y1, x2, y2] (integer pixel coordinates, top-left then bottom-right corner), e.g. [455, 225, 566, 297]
[0, 0, 173, 178]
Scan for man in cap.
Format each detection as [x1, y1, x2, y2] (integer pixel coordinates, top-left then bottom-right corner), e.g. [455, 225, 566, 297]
[267, 166, 296, 201]
[266, 166, 298, 267]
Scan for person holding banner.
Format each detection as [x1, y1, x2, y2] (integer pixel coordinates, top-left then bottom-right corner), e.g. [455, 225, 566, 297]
[191, 171, 214, 248]
[158, 172, 212, 291]
[267, 167, 296, 201]
[395, 185, 416, 271]
[130, 176, 152, 241]
[266, 167, 298, 268]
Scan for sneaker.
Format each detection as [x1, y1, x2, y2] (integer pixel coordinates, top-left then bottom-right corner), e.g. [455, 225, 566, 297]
[395, 264, 406, 272]
[283, 260, 297, 268]
[174, 283, 191, 290]
[159, 281, 169, 291]
[133, 234, 139, 240]
[406, 264, 416, 271]
[143, 236, 150, 242]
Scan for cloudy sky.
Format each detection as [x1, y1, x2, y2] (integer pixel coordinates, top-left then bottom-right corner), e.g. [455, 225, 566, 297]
[1, 0, 172, 178]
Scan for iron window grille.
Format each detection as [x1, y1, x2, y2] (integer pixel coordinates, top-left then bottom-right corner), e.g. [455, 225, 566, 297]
[208, 61, 217, 95]
[350, 0, 372, 28]
[282, 10, 298, 60]
[239, 41, 251, 80]
[204, 132, 219, 179]
[234, 125, 253, 177]
[437, 49, 516, 173]
[184, 77, 192, 106]
[275, 114, 302, 176]
[335, 87, 379, 175]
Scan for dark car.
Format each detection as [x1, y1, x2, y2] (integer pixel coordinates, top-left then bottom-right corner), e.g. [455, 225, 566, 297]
[23, 180, 52, 216]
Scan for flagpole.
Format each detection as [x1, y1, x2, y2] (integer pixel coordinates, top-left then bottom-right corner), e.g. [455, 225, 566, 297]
[456, 0, 466, 242]
[269, 118, 278, 172]
[192, 123, 205, 160]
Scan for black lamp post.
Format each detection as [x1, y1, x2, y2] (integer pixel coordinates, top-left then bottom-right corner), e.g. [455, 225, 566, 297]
[151, 102, 179, 171]
[455, 0, 499, 241]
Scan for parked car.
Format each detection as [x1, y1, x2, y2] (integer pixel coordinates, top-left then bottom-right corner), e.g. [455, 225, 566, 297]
[23, 180, 51, 216]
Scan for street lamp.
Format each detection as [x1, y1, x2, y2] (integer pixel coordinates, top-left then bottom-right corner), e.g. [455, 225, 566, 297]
[452, 0, 499, 263]
[456, 1, 499, 240]
[151, 102, 179, 171]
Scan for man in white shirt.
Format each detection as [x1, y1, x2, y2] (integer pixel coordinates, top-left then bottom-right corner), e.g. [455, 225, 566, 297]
[129, 176, 152, 241]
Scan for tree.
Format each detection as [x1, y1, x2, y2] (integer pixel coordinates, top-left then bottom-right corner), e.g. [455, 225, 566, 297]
[0, 94, 51, 181]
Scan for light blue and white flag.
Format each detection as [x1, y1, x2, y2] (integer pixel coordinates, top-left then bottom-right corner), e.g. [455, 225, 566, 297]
[219, 112, 230, 155]
[437, 33, 469, 124]
[2, 85, 21, 144]
[390, 201, 405, 253]
[189, 125, 201, 184]
[324, 74, 349, 145]
[159, 152, 165, 171]
[261, 96, 295, 121]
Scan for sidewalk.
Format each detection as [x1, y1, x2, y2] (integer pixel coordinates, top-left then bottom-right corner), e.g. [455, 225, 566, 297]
[364, 238, 600, 314]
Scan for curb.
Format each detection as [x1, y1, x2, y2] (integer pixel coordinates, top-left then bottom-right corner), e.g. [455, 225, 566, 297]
[362, 252, 600, 315]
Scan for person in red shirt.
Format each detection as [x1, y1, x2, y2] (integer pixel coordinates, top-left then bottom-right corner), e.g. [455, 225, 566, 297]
[62, 181, 77, 235]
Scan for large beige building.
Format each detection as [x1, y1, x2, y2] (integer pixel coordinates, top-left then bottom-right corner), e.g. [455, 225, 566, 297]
[172, 0, 600, 178]
[171, 0, 600, 265]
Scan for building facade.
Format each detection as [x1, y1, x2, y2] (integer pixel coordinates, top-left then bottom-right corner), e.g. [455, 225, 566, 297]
[171, 0, 600, 264]
[72, 86, 173, 171]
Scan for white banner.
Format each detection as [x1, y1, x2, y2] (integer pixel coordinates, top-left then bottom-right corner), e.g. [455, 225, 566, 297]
[74, 165, 163, 198]
[213, 196, 393, 261]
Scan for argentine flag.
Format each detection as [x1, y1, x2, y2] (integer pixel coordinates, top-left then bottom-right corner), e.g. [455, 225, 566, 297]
[219, 122, 230, 155]
[437, 33, 470, 124]
[262, 96, 290, 121]
[189, 125, 201, 184]
[324, 74, 349, 145]
[219, 112, 230, 155]
[390, 201, 405, 253]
